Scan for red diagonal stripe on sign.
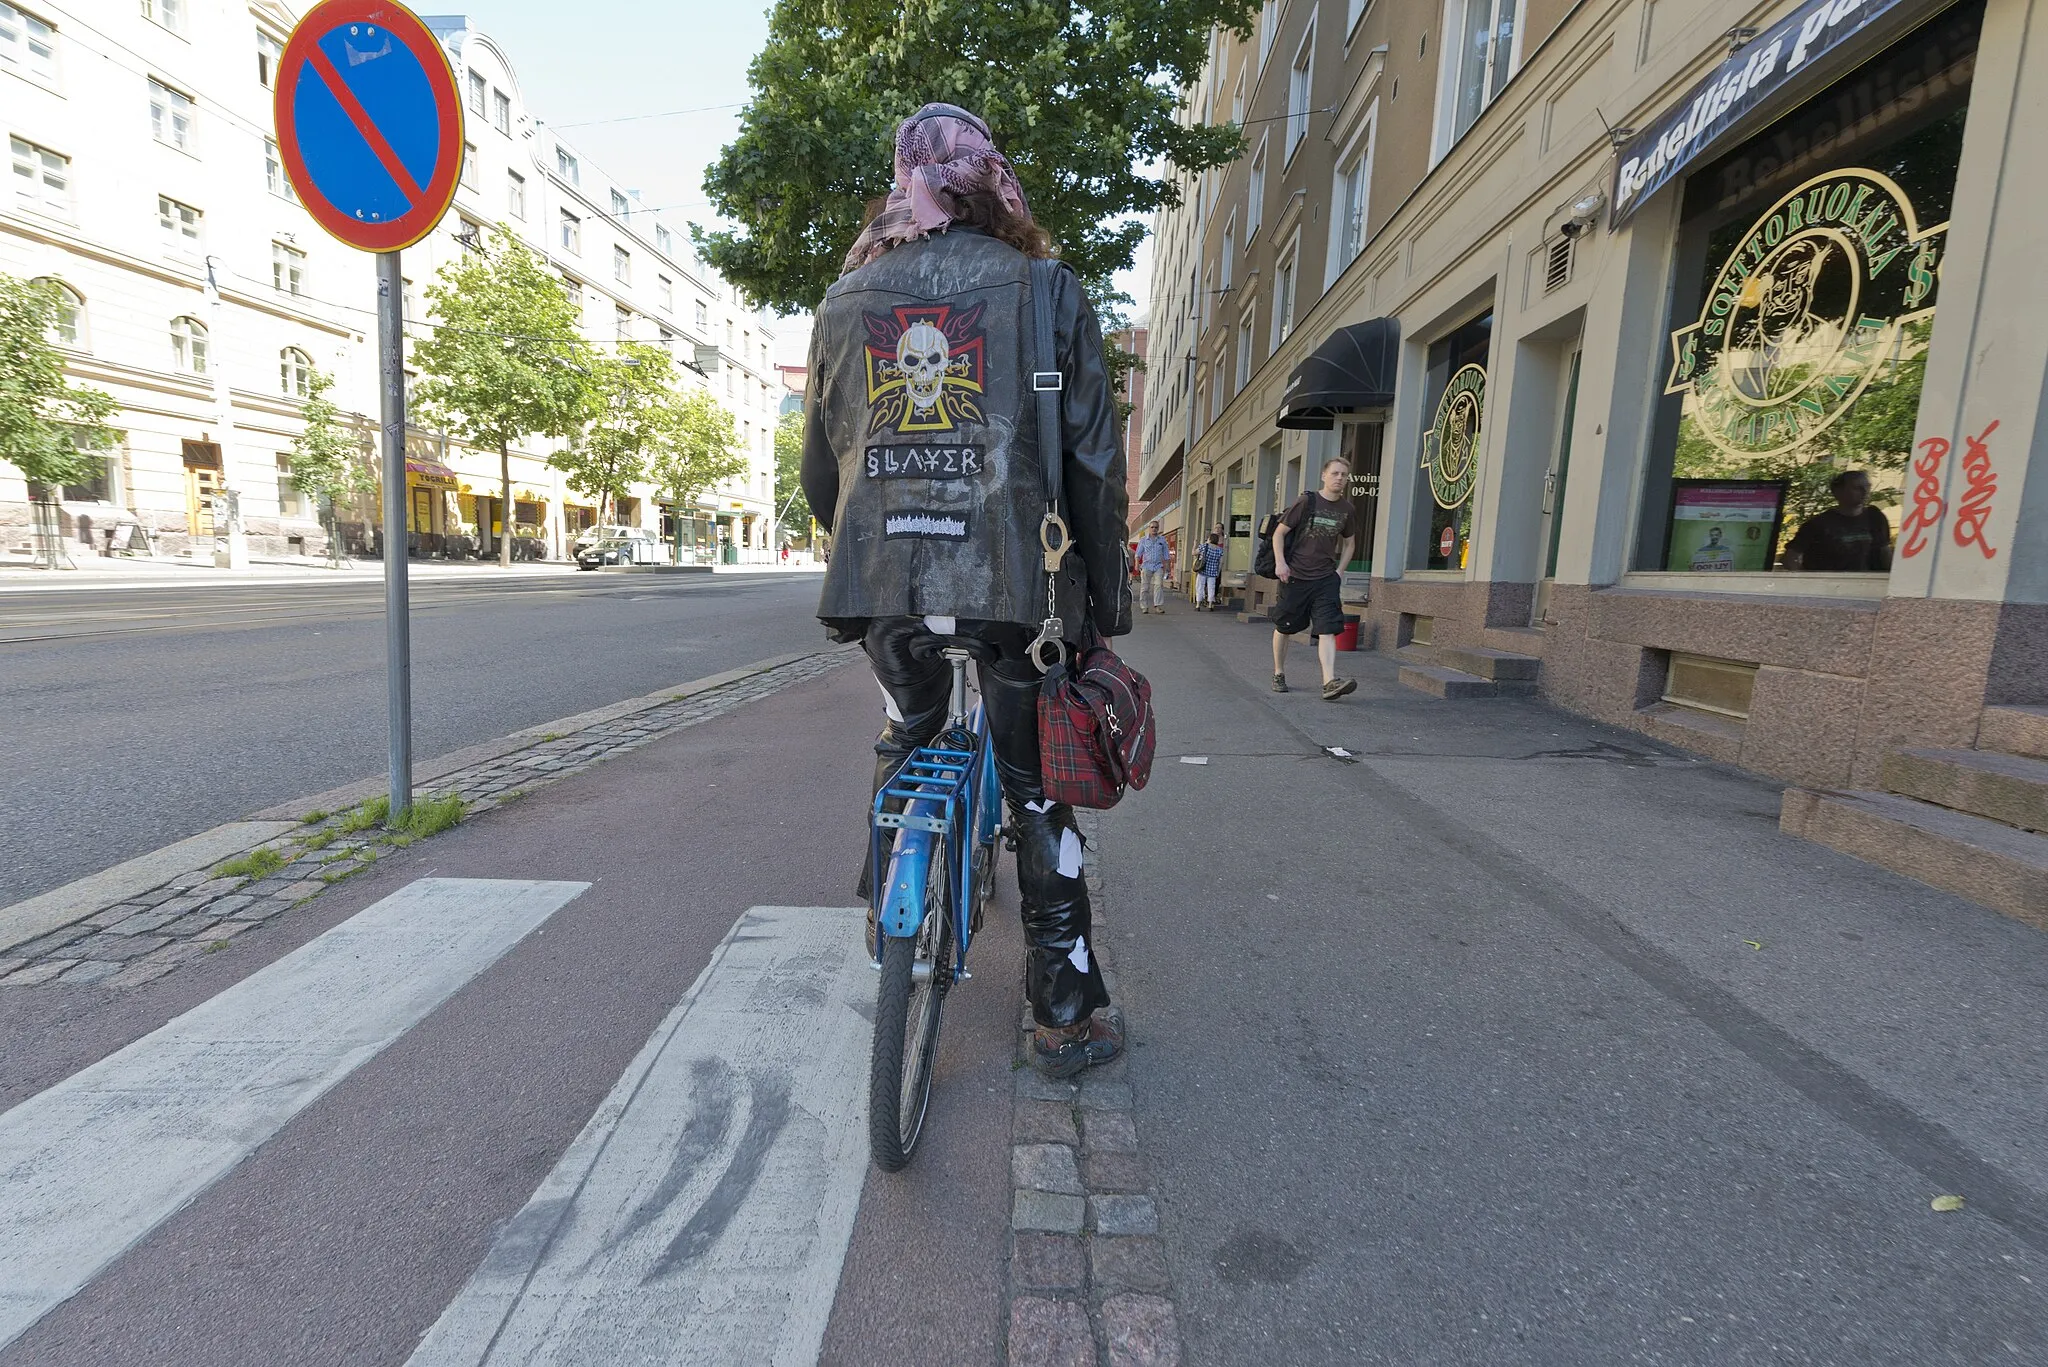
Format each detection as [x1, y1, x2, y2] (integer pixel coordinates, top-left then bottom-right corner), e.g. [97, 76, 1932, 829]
[303, 42, 427, 204]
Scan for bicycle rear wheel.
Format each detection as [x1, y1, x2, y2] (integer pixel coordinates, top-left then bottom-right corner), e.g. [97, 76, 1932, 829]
[869, 839, 954, 1171]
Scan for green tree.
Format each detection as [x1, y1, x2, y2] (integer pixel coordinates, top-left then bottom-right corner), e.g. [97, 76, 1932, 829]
[287, 370, 376, 566]
[550, 343, 683, 525]
[646, 389, 746, 563]
[1, 274, 118, 566]
[772, 408, 811, 539]
[412, 225, 595, 565]
[698, 0, 1258, 313]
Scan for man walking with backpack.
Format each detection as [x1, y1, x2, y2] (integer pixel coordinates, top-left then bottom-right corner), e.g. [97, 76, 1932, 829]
[1270, 457, 1357, 700]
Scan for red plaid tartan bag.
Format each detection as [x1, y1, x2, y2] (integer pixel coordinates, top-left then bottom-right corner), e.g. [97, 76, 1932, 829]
[1038, 627, 1156, 809]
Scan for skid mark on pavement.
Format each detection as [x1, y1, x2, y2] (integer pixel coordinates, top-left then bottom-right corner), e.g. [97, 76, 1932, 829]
[0, 878, 588, 1351]
[409, 905, 871, 1367]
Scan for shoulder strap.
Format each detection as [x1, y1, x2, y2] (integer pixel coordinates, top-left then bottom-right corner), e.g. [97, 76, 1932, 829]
[1029, 257, 1064, 513]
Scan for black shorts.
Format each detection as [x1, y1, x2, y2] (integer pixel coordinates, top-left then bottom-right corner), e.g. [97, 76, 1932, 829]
[1269, 573, 1344, 636]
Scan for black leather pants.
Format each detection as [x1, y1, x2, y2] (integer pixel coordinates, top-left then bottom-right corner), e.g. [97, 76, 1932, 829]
[862, 617, 1111, 1029]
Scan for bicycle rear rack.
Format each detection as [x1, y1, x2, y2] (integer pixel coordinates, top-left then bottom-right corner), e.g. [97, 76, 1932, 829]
[874, 744, 976, 834]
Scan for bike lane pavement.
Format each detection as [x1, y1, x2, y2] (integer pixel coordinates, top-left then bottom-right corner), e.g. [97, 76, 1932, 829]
[1093, 608, 2048, 1365]
[0, 653, 1027, 1365]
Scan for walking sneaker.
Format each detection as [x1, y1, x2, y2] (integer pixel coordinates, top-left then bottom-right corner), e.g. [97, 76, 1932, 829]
[1272, 673, 1289, 693]
[1031, 1007, 1125, 1079]
[1321, 677, 1358, 701]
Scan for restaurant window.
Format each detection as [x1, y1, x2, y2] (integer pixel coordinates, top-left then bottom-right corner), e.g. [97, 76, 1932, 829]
[1410, 312, 1490, 570]
[1635, 2, 1982, 578]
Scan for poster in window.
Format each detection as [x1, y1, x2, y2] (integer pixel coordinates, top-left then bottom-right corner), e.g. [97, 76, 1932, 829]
[1664, 479, 1786, 572]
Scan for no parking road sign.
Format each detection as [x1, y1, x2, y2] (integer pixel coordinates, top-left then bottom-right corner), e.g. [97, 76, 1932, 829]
[274, 0, 462, 251]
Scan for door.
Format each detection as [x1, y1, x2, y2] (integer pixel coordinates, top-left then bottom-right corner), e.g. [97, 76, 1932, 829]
[185, 468, 219, 541]
[1534, 349, 1581, 625]
[1224, 483, 1255, 578]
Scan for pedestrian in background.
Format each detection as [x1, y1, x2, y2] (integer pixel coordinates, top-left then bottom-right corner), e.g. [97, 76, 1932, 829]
[1271, 458, 1358, 700]
[1193, 526, 1225, 610]
[1136, 520, 1170, 615]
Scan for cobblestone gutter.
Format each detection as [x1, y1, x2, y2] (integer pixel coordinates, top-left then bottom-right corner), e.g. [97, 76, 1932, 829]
[1004, 810, 1184, 1367]
[0, 649, 854, 990]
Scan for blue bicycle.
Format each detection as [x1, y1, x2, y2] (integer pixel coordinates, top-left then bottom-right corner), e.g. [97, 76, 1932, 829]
[868, 644, 1004, 1171]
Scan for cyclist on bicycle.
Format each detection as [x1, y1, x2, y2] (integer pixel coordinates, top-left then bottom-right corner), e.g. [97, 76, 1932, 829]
[800, 103, 1132, 1077]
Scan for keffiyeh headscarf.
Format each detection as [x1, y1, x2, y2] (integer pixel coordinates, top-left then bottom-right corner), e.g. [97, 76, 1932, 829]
[841, 103, 1031, 274]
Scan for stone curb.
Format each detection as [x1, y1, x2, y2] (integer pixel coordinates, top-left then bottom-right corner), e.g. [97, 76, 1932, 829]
[1, 647, 855, 985]
[1004, 810, 1184, 1367]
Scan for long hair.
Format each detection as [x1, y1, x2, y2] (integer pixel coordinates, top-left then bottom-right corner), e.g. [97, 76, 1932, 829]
[858, 190, 1054, 260]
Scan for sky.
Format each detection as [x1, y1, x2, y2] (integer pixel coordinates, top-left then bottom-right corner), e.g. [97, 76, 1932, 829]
[442, 1, 1154, 349]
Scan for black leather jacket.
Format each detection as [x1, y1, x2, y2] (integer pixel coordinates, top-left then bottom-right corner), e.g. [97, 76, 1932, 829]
[801, 227, 1131, 638]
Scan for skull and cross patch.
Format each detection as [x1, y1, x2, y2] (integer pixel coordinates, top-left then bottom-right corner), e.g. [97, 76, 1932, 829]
[863, 302, 988, 435]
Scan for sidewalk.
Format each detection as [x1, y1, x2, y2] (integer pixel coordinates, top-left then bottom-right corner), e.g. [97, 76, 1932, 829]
[1093, 603, 2048, 1364]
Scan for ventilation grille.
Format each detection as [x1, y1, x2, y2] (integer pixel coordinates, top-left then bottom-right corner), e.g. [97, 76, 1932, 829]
[1544, 236, 1574, 294]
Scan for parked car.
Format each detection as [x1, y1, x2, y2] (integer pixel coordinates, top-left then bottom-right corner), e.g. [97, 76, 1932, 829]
[570, 524, 654, 557]
[576, 537, 658, 570]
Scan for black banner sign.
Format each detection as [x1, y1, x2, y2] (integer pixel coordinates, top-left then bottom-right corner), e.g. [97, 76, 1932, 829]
[1611, 0, 1916, 227]
[864, 445, 985, 479]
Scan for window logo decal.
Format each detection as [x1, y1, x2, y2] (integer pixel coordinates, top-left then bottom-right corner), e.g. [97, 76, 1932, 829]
[1666, 168, 1947, 459]
[1421, 364, 1485, 510]
[864, 302, 988, 434]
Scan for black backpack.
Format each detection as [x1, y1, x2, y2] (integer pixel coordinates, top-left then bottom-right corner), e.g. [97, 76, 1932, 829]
[1251, 496, 1305, 579]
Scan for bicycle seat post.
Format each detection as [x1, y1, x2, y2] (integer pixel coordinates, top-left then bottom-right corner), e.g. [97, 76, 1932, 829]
[942, 647, 972, 727]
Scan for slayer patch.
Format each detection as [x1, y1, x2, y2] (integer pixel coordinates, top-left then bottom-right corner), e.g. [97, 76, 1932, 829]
[883, 510, 971, 541]
[865, 445, 985, 479]
[864, 302, 987, 434]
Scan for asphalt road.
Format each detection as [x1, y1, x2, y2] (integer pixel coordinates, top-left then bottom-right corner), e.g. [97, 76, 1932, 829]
[0, 571, 828, 906]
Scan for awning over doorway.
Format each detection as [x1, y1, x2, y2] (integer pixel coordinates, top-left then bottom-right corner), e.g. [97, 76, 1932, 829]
[404, 457, 458, 489]
[1276, 317, 1400, 430]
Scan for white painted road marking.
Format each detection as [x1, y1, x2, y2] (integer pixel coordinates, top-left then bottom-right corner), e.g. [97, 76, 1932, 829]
[410, 905, 872, 1367]
[0, 877, 588, 1350]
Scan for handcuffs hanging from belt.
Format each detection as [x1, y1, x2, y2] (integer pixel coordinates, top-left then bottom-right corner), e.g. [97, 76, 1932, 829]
[1029, 506, 1071, 675]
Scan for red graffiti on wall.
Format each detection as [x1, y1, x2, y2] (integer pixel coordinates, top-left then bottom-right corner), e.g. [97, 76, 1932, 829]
[1898, 436, 1948, 559]
[1951, 419, 2000, 559]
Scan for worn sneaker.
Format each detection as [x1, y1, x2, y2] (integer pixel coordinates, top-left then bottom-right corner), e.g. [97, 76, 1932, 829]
[1031, 1008, 1126, 1079]
[1272, 673, 1289, 693]
[1321, 677, 1358, 701]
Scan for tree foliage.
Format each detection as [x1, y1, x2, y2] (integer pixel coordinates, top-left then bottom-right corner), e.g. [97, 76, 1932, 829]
[412, 226, 595, 460]
[773, 409, 810, 534]
[0, 273, 117, 491]
[551, 343, 686, 523]
[699, 0, 1258, 313]
[646, 388, 747, 529]
[287, 370, 375, 563]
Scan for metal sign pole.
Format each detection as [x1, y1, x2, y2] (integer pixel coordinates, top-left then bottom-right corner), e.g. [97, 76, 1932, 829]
[377, 250, 413, 819]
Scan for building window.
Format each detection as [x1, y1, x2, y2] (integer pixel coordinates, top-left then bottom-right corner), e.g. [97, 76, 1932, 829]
[561, 274, 582, 312]
[1235, 310, 1253, 391]
[1273, 240, 1298, 348]
[657, 274, 673, 312]
[277, 454, 307, 517]
[460, 141, 478, 191]
[31, 276, 82, 348]
[170, 315, 208, 374]
[149, 78, 195, 152]
[1, 4, 58, 88]
[615, 305, 631, 342]
[157, 194, 201, 250]
[1258, 0, 1278, 64]
[1332, 125, 1372, 278]
[657, 324, 674, 354]
[556, 146, 578, 185]
[559, 209, 580, 254]
[141, 0, 181, 34]
[265, 137, 296, 200]
[1286, 22, 1315, 160]
[1246, 136, 1266, 238]
[1231, 72, 1245, 127]
[694, 300, 709, 329]
[613, 244, 631, 283]
[467, 69, 486, 115]
[492, 88, 510, 135]
[455, 215, 483, 252]
[256, 30, 283, 88]
[402, 276, 416, 321]
[272, 241, 305, 295]
[279, 346, 313, 398]
[10, 135, 68, 215]
[1413, 312, 1490, 570]
[609, 188, 629, 219]
[506, 169, 525, 219]
[656, 224, 673, 255]
[1348, 0, 1372, 36]
[1443, 0, 1519, 150]
[1220, 214, 1235, 291]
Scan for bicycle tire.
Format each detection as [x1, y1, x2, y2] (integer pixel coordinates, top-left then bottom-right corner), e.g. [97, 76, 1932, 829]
[869, 841, 953, 1171]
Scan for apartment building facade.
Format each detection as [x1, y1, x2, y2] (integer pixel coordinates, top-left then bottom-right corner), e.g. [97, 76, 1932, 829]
[0, 2, 782, 565]
[1155, 0, 2047, 847]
